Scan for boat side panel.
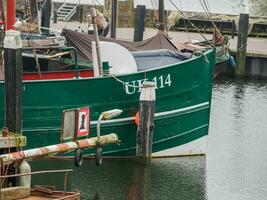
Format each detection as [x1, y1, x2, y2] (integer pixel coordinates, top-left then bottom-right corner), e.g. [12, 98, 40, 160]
[0, 50, 215, 156]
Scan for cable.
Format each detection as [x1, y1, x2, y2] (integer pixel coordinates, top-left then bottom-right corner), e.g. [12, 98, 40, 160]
[168, 0, 212, 45]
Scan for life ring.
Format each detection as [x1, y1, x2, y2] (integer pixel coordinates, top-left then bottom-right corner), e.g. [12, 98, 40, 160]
[95, 147, 103, 166]
[74, 149, 83, 167]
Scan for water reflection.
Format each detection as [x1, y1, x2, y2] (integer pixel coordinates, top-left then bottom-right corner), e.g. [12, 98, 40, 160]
[128, 163, 151, 200]
[207, 78, 267, 200]
[30, 157, 205, 200]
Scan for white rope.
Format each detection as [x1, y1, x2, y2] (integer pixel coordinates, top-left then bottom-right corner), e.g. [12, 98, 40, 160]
[110, 74, 143, 89]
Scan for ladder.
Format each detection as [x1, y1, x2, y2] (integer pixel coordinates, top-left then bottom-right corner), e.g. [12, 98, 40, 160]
[57, 3, 79, 21]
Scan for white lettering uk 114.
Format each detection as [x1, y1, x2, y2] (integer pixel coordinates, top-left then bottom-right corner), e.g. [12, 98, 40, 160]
[125, 74, 172, 95]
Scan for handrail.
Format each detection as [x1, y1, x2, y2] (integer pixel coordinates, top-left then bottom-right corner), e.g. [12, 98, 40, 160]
[60, 47, 79, 79]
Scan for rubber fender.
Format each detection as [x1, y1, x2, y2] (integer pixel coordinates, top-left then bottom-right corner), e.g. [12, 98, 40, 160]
[18, 160, 31, 187]
[228, 56, 236, 69]
[95, 148, 103, 166]
[74, 149, 83, 167]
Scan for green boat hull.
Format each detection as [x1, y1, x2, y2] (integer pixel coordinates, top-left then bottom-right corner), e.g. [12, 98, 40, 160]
[0, 49, 215, 156]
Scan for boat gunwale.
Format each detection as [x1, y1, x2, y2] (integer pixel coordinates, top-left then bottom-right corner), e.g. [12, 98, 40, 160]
[21, 101, 210, 133]
[0, 48, 215, 84]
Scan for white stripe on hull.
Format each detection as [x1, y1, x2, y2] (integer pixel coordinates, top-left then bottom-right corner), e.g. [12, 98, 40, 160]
[152, 135, 208, 157]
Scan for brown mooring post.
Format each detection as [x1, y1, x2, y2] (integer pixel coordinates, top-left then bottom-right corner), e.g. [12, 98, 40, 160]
[136, 82, 155, 164]
[158, 0, 165, 31]
[41, 0, 51, 34]
[53, 10, 57, 24]
[4, 30, 23, 134]
[78, 5, 83, 23]
[29, 0, 38, 22]
[133, 5, 146, 42]
[3, 30, 23, 187]
[236, 11, 249, 76]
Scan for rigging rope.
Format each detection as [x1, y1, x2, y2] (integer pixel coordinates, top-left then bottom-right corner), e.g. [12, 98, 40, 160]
[110, 74, 143, 89]
[199, 0, 217, 29]
[177, 0, 191, 42]
[168, 0, 212, 45]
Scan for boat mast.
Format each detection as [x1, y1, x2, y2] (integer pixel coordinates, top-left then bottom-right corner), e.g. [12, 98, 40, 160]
[6, 0, 16, 30]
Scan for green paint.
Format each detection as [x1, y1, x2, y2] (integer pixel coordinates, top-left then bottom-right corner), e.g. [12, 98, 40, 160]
[0, 49, 215, 156]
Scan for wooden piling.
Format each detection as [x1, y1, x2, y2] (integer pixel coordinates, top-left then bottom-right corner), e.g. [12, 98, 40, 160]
[136, 82, 155, 164]
[29, 0, 38, 22]
[111, 0, 118, 39]
[231, 20, 235, 39]
[4, 30, 23, 133]
[236, 13, 249, 76]
[134, 5, 146, 42]
[158, 0, 165, 31]
[41, 0, 51, 34]
[78, 5, 83, 23]
[53, 10, 57, 24]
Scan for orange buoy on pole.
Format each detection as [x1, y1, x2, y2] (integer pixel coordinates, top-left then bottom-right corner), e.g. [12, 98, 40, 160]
[134, 112, 139, 126]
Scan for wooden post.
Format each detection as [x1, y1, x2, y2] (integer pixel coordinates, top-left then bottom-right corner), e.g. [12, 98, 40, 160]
[136, 82, 155, 164]
[231, 20, 235, 39]
[134, 5, 146, 42]
[78, 5, 83, 23]
[4, 30, 23, 134]
[158, 0, 165, 31]
[53, 10, 57, 24]
[90, 8, 102, 75]
[29, 0, 38, 22]
[111, 0, 117, 39]
[236, 13, 249, 76]
[41, 0, 52, 34]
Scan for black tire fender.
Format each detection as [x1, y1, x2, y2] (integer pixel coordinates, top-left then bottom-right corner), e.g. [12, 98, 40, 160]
[95, 147, 103, 166]
[74, 149, 83, 167]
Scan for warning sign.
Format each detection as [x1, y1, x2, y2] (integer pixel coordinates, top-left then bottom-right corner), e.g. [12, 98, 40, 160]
[77, 107, 90, 137]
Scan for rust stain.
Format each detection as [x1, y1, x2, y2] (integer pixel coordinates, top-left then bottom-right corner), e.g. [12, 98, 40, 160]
[57, 143, 70, 152]
[40, 147, 50, 155]
[77, 140, 89, 149]
[11, 151, 24, 159]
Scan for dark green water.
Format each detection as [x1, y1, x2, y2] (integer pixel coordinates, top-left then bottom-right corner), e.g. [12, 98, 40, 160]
[30, 78, 267, 200]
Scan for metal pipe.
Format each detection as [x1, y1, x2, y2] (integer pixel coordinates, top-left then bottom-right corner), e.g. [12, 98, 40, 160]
[60, 47, 79, 79]
[0, 134, 119, 166]
[97, 114, 104, 144]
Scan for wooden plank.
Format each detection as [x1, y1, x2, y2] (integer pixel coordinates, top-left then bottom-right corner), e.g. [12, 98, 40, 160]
[1, 186, 31, 200]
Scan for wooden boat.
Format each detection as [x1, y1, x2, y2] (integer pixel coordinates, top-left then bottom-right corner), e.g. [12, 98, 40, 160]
[0, 28, 215, 157]
[1, 186, 80, 200]
[0, 168, 80, 200]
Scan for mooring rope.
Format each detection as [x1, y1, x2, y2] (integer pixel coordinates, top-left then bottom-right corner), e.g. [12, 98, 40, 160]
[110, 74, 143, 89]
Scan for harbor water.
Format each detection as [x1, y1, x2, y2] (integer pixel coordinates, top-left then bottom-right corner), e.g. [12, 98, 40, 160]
[30, 78, 267, 200]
